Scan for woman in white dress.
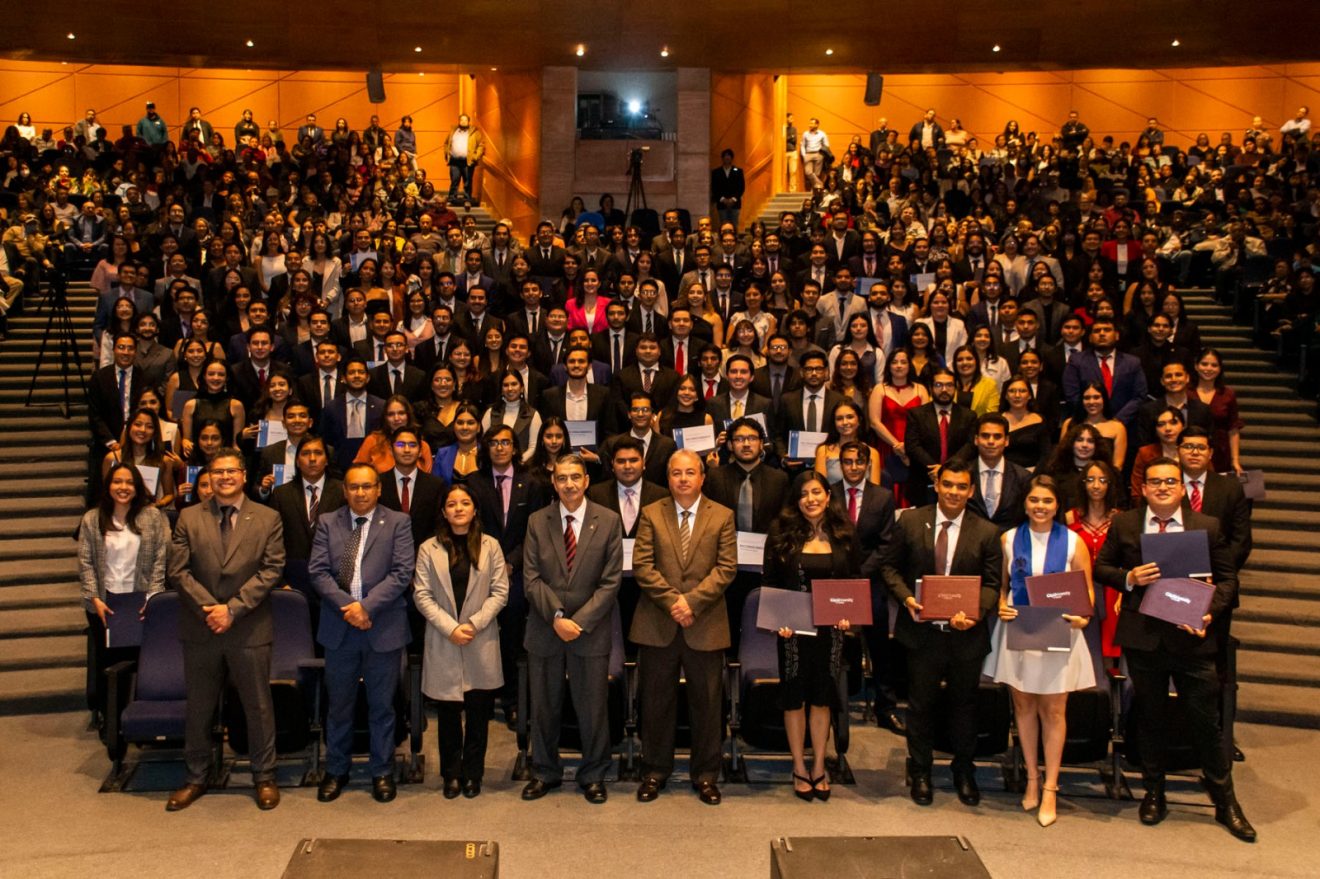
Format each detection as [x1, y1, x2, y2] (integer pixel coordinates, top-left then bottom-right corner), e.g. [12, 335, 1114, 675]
[985, 474, 1094, 828]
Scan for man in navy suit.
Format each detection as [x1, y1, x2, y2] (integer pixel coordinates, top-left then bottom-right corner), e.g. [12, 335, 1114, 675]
[961, 414, 1030, 531]
[308, 464, 415, 804]
[1062, 318, 1148, 435]
[92, 262, 154, 341]
[321, 358, 384, 472]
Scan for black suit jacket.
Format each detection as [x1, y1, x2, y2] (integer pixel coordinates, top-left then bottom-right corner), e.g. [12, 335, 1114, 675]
[587, 479, 669, 538]
[658, 336, 701, 377]
[1191, 472, 1253, 575]
[961, 457, 1032, 531]
[610, 363, 679, 425]
[903, 403, 978, 505]
[623, 307, 669, 341]
[269, 477, 346, 563]
[831, 480, 897, 582]
[525, 245, 567, 282]
[1094, 508, 1238, 655]
[368, 362, 427, 402]
[378, 469, 444, 554]
[880, 506, 1003, 660]
[703, 463, 789, 533]
[1134, 397, 1214, 448]
[464, 467, 547, 580]
[775, 388, 846, 456]
[601, 430, 678, 487]
[710, 166, 746, 206]
[750, 364, 802, 405]
[591, 328, 639, 374]
[295, 370, 345, 425]
[540, 384, 616, 443]
[413, 334, 456, 373]
[88, 364, 146, 448]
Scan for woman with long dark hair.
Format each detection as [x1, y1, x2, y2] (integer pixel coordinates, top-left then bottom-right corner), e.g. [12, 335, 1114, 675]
[762, 471, 860, 801]
[481, 370, 542, 462]
[413, 483, 509, 798]
[1067, 460, 1122, 659]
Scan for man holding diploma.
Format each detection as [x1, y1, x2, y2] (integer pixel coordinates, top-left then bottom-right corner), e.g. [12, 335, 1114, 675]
[1095, 457, 1254, 841]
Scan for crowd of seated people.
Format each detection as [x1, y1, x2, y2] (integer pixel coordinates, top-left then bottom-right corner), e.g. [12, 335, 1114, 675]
[17, 99, 1287, 838]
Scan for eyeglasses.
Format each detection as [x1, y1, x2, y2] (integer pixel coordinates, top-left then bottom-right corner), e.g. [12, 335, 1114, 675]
[1179, 442, 1210, 452]
[393, 441, 419, 449]
[488, 439, 514, 448]
[210, 468, 243, 476]
[1144, 477, 1181, 487]
[730, 435, 761, 444]
[629, 406, 652, 413]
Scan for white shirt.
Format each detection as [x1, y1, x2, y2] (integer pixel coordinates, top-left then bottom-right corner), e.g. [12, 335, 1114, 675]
[675, 495, 702, 531]
[450, 127, 470, 158]
[559, 501, 585, 545]
[932, 508, 965, 575]
[283, 439, 302, 474]
[801, 388, 824, 430]
[346, 315, 368, 343]
[564, 383, 589, 421]
[392, 468, 418, 503]
[102, 519, 141, 594]
[1144, 508, 1185, 534]
[617, 481, 642, 532]
[977, 458, 1002, 516]
[346, 507, 376, 600]
[301, 476, 326, 516]
[1184, 474, 1205, 499]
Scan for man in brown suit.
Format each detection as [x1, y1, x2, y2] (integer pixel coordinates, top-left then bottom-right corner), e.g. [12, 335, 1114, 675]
[631, 449, 737, 805]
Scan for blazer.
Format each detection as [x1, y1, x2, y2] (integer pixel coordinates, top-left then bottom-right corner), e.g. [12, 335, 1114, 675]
[658, 336, 702, 377]
[88, 363, 146, 448]
[630, 497, 739, 651]
[412, 534, 509, 701]
[710, 165, 746, 206]
[1062, 350, 1149, 430]
[623, 306, 670, 341]
[705, 391, 774, 430]
[776, 388, 847, 457]
[830, 481, 896, 580]
[464, 466, 546, 579]
[1190, 472, 1253, 574]
[904, 402, 978, 500]
[597, 431, 678, 487]
[525, 244, 567, 282]
[1094, 507, 1237, 656]
[590, 328, 639, 373]
[750, 364, 803, 402]
[548, 361, 610, 388]
[880, 506, 1003, 660]
[541, 384, 615, 443]
[308, 505, 415, 653]
[295, 371, 346, 425]
[168, 498, 286, 646]
[915, 315, 969, 365]
[379, 468, 444, 554]
[962, 457, 1031, 531]
[269, 477, 346, 564]
[523, 499, 624, 657]
[610, 362, 679, 425]
[320, 393, 385, 471]
[368, 362, 427, 402]
[587, 479, 670, 538]
[76, 507, 169, 611]
[1134, 397, 1214, 449]
[703, 463, 789, 533]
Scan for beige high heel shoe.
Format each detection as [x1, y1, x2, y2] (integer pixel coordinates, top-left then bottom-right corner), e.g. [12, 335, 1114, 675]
[1021, 774, 1041, 811]
[1038, 785, 1059, 827]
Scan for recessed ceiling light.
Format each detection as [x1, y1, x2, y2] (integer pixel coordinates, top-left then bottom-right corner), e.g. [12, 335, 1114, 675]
[245, 39, 254, 48]
[1171, 38, 1181, 47]
[414, 46, 422, 53]
[992, 44, 1001, 53]
[660, 46, 670, 58]
[825, 48, 834, 56]
[66, 32, 76, 40]
[575, 44, 586, 57]
[418, 72, 425, 77]
[490, 66, 498, 71]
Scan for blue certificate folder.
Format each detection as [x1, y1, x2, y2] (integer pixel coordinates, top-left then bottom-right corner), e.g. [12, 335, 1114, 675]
[1140, 529, 1211, 579]
[756, 588, 817, 636]
[104, 592, 148, 648]
[1005, 605, 1072, 652]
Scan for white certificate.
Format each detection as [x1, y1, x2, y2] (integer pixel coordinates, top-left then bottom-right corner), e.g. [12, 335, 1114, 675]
[622, 537, 635, 576]
[135, 464, 160, 496]
[673, 424, 717, 453]
[737, 531, 767, 571]
[911, 272, 936, 293]
[788, 430, 828, 459]
[257, 419, 288, 449]
[565, 420, 598, 449]
[271, 464, 295, 486]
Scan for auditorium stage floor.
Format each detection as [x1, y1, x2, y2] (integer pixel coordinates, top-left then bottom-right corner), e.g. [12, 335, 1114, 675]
[3, 712, 1315, 878]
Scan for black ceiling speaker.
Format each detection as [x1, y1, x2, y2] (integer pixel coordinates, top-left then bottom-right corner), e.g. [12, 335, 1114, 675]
[864, 72, 884, 106]
[367, 67, 386, 103]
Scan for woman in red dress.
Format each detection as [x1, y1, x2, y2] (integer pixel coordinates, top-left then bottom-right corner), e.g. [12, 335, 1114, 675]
[1193, 348, 1245, 475]
[866, 349, 929, 508]
[1067, 460, 1124, 659]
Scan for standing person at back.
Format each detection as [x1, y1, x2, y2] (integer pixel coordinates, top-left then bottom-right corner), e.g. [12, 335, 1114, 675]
[631, 450, 738, 806]
[904, 368, 976, 506]
[166, 449, 286, 812]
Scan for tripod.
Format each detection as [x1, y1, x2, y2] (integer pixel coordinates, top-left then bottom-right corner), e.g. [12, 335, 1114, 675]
[25, 278, 87, 420]
[624, 147, 648, 220]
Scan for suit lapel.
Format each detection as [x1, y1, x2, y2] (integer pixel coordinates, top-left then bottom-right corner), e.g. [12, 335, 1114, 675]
[223, 504, 259, 566]
[548, 506, 570, 580]
[657, 499, 682, 567]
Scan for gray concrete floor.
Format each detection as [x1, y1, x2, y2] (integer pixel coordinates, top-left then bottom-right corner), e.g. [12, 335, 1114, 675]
[3, 711, 1316, 878]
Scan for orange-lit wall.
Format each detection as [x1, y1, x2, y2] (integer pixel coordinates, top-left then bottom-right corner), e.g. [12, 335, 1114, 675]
[0, 61, 461, 173]
[783, 65, 1320, 152]
[471, 70, 542, 238]
[711, 72, 778, 227]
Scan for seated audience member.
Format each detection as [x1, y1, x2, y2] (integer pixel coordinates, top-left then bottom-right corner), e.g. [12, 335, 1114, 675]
[354, 395, 434, 474]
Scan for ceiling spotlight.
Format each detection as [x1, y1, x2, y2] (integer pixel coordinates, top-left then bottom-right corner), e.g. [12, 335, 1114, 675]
[66, 32, 76, 40]
[628, 100, 642, 114]
[660, 46, 670, 58]
[245, 39, 254, 48]
[1171, 38, 1181, 47]
[414, 46, 422, 53]
[992, 44, 1001, 53]
[575, 44, 586, 57]
[490, 66, 498, 71]
[825, 48, 834, 56]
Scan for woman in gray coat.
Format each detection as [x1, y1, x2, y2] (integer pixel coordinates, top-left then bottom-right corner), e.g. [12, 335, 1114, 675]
[76, 462, 170, 723]
[413, 482, 509, 798]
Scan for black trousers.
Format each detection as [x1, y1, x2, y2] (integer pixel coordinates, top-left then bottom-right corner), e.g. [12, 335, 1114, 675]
[183, 639, 275, 785]
[904, 637, 981, 773]
[1126, 646, 1230, 788]
[528, 650, 613, 785]
[638, 632, 725, 784]
[435, 689, 496, 782]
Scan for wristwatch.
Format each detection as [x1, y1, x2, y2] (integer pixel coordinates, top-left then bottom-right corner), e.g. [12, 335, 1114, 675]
[554, 609, 565, 620]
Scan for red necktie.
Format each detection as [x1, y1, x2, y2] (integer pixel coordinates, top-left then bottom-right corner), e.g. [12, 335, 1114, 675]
[400, 475, 411, 514]
[705, 380, 716, 399]
[675, 341, 686, 374]
[938, 410, 950, 462]
[1156, 516, 1172, 533]
[848, 486, 859, 523]
[257, 367, 267, 388]
[1189, 480, 1202, 512]
[1099, 355, 1113, 396]
[564, 515, 577, 571]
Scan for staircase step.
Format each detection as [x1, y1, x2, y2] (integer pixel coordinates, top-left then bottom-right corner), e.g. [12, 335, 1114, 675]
[0, 666, 85, 714]
[0, 476, 88, 498]
[1236, 595, 1320, 626]
[1240, 570, 1320, 599]
[1237, 681, 1320, 729]
[0, 515, 81, 540]
[0, 429, 90, 449]
[0, 582, 83, 611]
[1249, 507, 1320, 530]
[0, 603, 85, 639]
[1242, 549, 1320, 576]
[0, 556, 80, 588]
[1251, 529, 1320, 551]
[0, 388, 93, 405]
[1232, 620, 1320, 655]
[0, 634, 85, 672]
[1240, 455, 1320, 475]
[1238, 410, 1315, 427]
[1238, 649, 1320, 688]
[0, 536, 81, 561]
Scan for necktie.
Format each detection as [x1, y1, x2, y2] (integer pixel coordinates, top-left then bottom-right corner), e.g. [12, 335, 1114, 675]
[644, 311, 652, 334]
[391, 368, 401, 394]
[622, 488, 637, 533]
[703, 271, 711, 292]
[376, 341, 384, 360]
[613, 334, 623, 373]
[935, 519, 953, 576]
[806, 393, 819, 432]
[732, 398, 744, 419]
[643, 368, 654, 392]
[219, 505, 235, 555]
[1154, 516, 1172, 533]
[717, 289, 726, 316]
[349, 398, 363, 434]
[865, 256, 875, 276]
[737, 474, 754, 531]
[988, 303, 997, 327]
[118, 369, 129, 420]
[399, 475, 411, 514]
[675, 252, 683, 275]
[338, 515, 368, 597]
[257, 367, 266, 387]
[675, 340, 686, 374]
[496, 474, 509, 525]
[323, 373, 333, 405]
[1189, 480, 1203, 512]
[306, 485, 319, 525]
[564, 514, 577, 572]
[497, 251, 505, 269]
[678, 509, 692, 562]
[938, 410, 950, 462]
[771, 372, 783, 406]
[848, 486, 859, 523]
[984, 469, 999, 517]
[705, 379, 716, 399]
[543, 248, 550, 261]
[1099, 355, 1113, 395]
[181, 321, 191, 339]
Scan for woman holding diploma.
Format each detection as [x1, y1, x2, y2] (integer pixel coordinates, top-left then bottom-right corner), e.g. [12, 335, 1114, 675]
[101, 408, 176, 511]
[77, 463, 169, 725]
[984, 474, 1095, 827]
[763, 471, 860, 802]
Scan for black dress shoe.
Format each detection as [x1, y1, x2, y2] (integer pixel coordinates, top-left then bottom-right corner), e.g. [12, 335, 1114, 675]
[909, 774, 933, 806]
[878, 709, 907, 735]
[692, 780, 722, 805]
[443, 777, 463, 799]
[317, 774, 350, 803]
[1233, 745, 1246, 762]
[1214, 797, 1257, 842]
[1139, 789, 1168, 825]
[504, 708, 518, 731]
[521, 778, 562, 800]
[953, 772, 981, 806]
[582, 782, 608, 804]
[372, 775, 397, 803]
[462, 779, 481, 798]
[636, 777, 665, 802]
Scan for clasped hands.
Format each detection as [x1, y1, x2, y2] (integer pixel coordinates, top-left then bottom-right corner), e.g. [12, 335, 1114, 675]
[670, 595, 696, 628]
[201, 603, 233, 634]
[342, 601, 372, 630]
[778, 618, 850, 639]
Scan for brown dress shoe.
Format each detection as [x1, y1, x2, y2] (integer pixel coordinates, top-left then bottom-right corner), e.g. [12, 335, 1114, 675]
[166, 783, 207, 811]
[255, 780, 281, 810]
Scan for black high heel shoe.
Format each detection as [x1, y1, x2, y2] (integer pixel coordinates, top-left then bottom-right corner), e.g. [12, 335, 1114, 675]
[793, 773, 814, 802]
[811, 774, 831, 802]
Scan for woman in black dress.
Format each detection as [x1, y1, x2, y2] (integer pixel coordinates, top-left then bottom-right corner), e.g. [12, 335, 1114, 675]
[762, 471, 860, 802]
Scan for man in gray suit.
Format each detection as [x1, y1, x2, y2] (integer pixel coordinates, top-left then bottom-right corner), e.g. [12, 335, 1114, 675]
[520, 453, 624, 804]
[166, 449, 286, 811]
